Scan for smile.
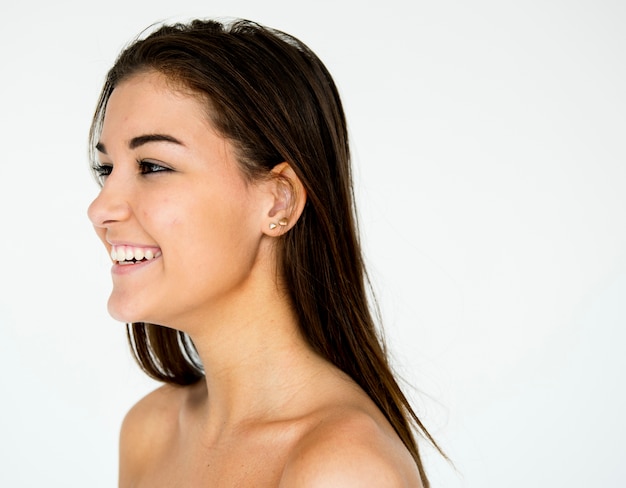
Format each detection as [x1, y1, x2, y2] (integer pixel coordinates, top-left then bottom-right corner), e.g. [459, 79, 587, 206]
[111, 245, 162, 265]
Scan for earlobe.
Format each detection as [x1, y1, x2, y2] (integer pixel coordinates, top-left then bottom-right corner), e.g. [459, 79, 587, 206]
[264, 162, 306, 236]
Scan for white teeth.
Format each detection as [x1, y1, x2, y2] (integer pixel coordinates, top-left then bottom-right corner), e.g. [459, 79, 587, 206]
[110, 245, 160, 263]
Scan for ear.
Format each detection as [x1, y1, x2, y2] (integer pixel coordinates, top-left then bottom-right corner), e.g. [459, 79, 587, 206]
[262, 162, 307, 236]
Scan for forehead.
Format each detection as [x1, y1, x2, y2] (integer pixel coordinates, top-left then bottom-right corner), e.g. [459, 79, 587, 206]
[101, 71, 213, 142]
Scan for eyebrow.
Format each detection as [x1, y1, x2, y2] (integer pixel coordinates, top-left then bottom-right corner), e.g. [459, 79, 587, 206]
[95, 134, 185, 154]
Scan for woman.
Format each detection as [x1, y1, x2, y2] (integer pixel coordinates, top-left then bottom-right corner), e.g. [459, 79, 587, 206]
[88, 18, 439, 487]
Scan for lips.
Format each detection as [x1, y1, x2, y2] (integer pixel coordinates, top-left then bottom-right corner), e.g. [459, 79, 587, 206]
[110, 244, 162, 265]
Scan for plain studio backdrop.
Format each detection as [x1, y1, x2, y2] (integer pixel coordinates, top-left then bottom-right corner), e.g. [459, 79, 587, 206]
[0, 1, 624, 486]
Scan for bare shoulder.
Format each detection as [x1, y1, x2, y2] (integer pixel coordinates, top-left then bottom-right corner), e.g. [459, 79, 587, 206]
[119, 383, 186, 482]
[279, 407, 424, 488]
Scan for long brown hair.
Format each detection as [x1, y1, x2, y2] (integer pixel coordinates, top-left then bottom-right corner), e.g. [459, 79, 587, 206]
[90, 19, 440, 485]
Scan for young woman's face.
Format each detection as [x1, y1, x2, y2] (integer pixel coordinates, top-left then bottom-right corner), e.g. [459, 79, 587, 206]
[88, 72, 270, 328]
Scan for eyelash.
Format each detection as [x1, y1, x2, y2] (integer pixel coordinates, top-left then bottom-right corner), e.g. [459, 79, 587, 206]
[91, 160, 171, 182]
[91, 164, 112, 180]
[139, 160, 170, 175]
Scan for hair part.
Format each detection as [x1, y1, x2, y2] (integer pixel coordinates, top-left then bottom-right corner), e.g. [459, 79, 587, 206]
[90, 18, 443, 485]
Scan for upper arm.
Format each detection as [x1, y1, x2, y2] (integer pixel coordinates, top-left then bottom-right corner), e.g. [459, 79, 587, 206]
[280, 449, 411, 487]
[118, 395, 151, 485]
[118, 385, 176, 486]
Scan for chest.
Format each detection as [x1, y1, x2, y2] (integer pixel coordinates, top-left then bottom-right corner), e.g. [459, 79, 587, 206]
[131, 427, 297, 487]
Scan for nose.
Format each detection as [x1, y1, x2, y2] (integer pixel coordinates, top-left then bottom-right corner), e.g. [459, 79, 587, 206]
[87, 175, 132, 229]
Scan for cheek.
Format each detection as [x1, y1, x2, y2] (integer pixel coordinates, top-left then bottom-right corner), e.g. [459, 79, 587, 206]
[155, 199, 205, 253]
[141, 195, 182, 231]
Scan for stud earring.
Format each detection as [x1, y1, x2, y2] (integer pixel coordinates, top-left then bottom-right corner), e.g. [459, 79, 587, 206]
[269, 218, 288, 230]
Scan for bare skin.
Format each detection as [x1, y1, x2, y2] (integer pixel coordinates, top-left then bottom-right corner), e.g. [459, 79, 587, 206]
[89, 72, 423, 487]
[119, 361, 421, 487]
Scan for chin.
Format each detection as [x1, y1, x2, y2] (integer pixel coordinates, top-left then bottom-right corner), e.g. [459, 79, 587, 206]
[107, 297, 148, 324]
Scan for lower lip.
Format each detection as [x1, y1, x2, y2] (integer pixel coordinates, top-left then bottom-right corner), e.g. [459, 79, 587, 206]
[111, 255, 161, 275]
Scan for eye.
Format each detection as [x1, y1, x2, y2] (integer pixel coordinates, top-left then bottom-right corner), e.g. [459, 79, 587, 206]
[139, 160, 171, 175]
[92, 163, 113, 183]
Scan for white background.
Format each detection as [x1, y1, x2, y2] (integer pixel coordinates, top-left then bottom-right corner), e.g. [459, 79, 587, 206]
[1, 1, 624, 486]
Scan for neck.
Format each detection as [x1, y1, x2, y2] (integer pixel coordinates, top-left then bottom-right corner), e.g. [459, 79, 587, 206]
[175, 269, 330, 436]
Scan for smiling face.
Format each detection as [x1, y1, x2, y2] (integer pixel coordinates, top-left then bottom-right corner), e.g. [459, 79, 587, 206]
[88, 71, 273, 330]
